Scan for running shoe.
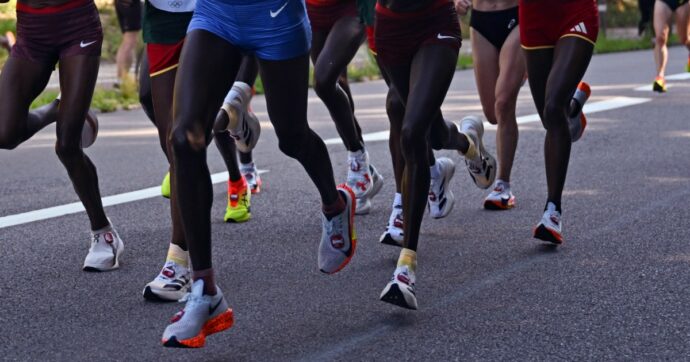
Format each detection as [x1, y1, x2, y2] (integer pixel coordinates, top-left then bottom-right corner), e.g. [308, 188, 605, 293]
[143, 261, 191, 302]
[319, 184, 356, 274]
[161, 172, 171, 199]
[81, 110, 99, 148]
[222, 83, 261, 153]
[83, 227, 124, 272]
[379, 204, 403, 247]
[240, 162, 262, 194]
[355, 164, 384, 215]
[346, 149, 377, 202]
[380, 265, 417, 310]
[428, 157, 456, 219]
[224, 178, 251, 223]
[483, 180, 515, 210]
[568, 82, 590, 142]
[162, 279, 234, 348]
[459, 116, 497, 189]
[653, 77, 667, 93]
[533, 202, 563, 244]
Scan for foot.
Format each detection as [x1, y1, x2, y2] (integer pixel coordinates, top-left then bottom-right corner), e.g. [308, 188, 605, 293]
[355, 164, 384, 215]
[483, 180, 515, 210]
[459, 116, 497, 190]
[379, 204, 403, 247]
[380, 265, 417, 310]
[533, 202, 563, 244]
[346, 149, 378, 203]
[428, 157, 456, 219]
[653, 76, 667, 93]
[319, 185, 357, 274]
[161, 172, 171, 199]
[161, 280, 234, 348]
[224, 178, 251, 223]
[223, 83, 261, 153]
[83, 226, 124, 272]
[240, 162, 262, 194]
[569, 82, 590, 142]
[143, 261, 191, 302]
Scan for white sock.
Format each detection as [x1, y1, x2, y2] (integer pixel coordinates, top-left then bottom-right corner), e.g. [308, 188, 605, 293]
[348, 149, 365, 159]
[166, 243, 189, 268]
[393, 192, 402, 208]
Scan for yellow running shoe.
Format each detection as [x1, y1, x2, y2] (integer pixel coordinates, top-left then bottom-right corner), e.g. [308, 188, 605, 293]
[653, 76, 667, 93]
[161, 172, 171, 199]
[224, 177, 251, 223]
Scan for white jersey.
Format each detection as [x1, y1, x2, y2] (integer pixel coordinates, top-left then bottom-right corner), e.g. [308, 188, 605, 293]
[148, 0, 196, 13]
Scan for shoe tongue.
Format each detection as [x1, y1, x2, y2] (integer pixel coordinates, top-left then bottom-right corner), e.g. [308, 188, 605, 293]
[191, 279, 205, 296]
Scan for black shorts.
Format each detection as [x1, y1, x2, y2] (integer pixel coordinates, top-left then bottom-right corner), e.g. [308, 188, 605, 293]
[660, 0, 689, 11]
[115, 0, 142, 32]
[470, 6, 519, 50]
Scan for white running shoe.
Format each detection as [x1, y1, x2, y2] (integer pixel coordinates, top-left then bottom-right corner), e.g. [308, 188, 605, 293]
[143, 261, 191, 302]
[83, 226, 124, 272]
[222, 82, 261, 153]
[319, 185, 357, 274]
[161, 280, 234, 348]
[428, 157, 456, 219]
[346, 149, 376, 201]
[355, 164, 384, 215]
[379, 204, 403, 247]
[533, 202, 563, 244]
[380, 265, 418, 310]
[483, 180, 516, 210]
[459, 116, 497, 190]
[240, 162, 262, 194]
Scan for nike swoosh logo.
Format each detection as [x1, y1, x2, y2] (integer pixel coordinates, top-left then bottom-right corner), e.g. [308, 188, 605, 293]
[209, 298, 223, 315]
[270, 1, 288, 18]
[437, 34, 457, 40]
[80, 40, 97, 48]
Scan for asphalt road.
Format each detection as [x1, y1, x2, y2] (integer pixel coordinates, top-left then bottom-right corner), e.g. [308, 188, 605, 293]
[1, 47, 690, 361]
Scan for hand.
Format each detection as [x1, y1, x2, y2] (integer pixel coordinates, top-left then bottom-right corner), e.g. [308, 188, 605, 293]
[454, 0, 471, 15]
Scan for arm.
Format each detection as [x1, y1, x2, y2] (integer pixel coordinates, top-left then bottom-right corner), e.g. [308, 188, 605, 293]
[454, 0, 471, 15]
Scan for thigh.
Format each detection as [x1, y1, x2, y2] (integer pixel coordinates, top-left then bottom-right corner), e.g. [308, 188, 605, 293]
[313, 16, 365, 80]
[654, 0, 673, 37]
[257, 53, 311, 136]
[524, 48, 554, 120]
[495, 28, 526, 107]
[0, 56, 53, 134]
[56, 54, 100, 141]
[471, 28, 500, 124]
[675, 3, 690, 39]
[173, 30, 242, 141]
[310, 29, 328, 65]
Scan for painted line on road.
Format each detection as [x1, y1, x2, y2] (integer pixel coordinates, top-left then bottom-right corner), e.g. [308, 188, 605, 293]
[0, 170, 268, 229]
[325, 96, 651, 145]
[633, 72, 690, 91]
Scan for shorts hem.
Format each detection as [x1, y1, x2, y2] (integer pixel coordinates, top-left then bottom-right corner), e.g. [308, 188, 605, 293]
[150, 64, 179, 77]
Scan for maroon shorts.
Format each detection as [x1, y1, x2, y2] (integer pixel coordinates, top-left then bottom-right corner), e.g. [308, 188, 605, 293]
[13, 0, 103, 65]
[374, 0, 461, 66]
[519, 0, 599, 49]
[306, 0, 358, 32]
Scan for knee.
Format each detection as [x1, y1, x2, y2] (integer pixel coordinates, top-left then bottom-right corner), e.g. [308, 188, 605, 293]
[277, 133, 307, 159]
[0, 133, 19, 150]
[170, 124, 207, 160]
[494, 96, 516, 124]
[655, 33, 667, 46]
[55, 137, 81, 160]
[312, 74, 333, 100]
[542, 99, 568, 131]
[400, 124, 427, 157]
[386, 95, 405, 126]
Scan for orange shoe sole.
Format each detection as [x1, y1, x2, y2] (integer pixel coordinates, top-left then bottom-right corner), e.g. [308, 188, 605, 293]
[533, 224, 563, 245]
[162, 308, 234, 348]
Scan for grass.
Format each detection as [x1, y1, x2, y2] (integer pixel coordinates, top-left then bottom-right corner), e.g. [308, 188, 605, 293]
[30, 75, 139, 112]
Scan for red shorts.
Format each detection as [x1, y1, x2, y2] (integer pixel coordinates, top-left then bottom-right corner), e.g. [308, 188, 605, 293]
[147, 40, 184, 77]
[519, 0, 599, 49]
[365, 25, 376, 54]
[13, 0, 102, 65]
[374, 0, 461, 66]
[306, 0, 358, 32]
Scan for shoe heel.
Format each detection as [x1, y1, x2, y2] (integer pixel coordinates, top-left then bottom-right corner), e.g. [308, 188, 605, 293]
[203, 309, 235, 336]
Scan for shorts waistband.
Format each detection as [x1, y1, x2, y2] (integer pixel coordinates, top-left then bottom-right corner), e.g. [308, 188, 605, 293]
[17, 0, 90, 14]
[375, 0, 449, 19]
[471, 5, 518, 16]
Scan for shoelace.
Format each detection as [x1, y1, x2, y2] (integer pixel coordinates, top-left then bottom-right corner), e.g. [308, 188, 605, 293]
[325, 212, 344, 239]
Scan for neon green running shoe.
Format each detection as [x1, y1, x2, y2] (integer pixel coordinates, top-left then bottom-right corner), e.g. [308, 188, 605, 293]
[161, 172, 171, 199]
[224, 178, 251, 223]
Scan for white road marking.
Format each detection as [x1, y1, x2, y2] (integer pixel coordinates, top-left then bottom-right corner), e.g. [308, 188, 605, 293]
[633, 72, 690, 91]
[325, 96, 651, 144]
[0, 170, 268, 229]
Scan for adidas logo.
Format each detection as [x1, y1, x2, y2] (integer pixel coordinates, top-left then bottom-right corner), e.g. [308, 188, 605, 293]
[570, 22, 588, 34]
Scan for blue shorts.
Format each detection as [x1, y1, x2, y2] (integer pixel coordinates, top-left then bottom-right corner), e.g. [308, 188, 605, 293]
[188, 0, 312, 61]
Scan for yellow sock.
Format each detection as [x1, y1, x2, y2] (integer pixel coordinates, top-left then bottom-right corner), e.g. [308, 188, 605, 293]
[397, 248, 417, 273]
[166, 244, 189, 267]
